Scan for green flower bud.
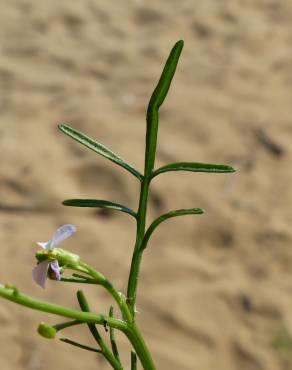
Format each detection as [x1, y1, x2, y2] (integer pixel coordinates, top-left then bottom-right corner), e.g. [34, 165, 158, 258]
[35, 250, 50, 263]
[50, 248, 80, 268]
[36, 248, 80, 269]
[38, 322, 56, 339]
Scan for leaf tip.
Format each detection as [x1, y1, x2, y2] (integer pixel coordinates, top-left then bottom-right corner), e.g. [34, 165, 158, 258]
[58, 123, 69, 133]
[227, 166, 236, 173]
[175, 39, 184, 49]
[193, 208, 204, 215]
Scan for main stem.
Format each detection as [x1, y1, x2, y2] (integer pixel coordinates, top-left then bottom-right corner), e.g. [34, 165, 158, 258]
[126, 108, 159, 318]
[126, 323, 157, 370]
[126, 175, 151, 317]
[126, 41, 183, 319]
[79, 263, 133, 323]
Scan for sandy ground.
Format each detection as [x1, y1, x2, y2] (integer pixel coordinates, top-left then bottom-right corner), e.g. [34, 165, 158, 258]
[1, 1, 292, 369]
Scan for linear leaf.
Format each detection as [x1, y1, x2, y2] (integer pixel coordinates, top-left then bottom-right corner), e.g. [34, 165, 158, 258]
[141, 208, 204, 251]
[60, 275, 98, 285]
[54, 320, 82, 332]
[76, 290, 123, 370]
[131, 350, 137, 370]
[148, 40, 184, 110]
[76, 290, 103, 347]
[60, 338, 102, 353]
[59, 124, 142, 181]
[109, 306, 121, 364]
[63, 199, 137, 218]
[152, 162, 235, 178]
[145, 40, 184, 175]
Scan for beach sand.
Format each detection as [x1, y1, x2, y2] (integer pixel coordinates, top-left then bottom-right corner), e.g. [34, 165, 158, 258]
[1, 1, 292, 369]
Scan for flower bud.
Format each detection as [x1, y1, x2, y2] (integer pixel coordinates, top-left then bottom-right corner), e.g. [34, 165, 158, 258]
[35, 248, 80, 268]
[50, 248, 80, 268]
[38, 322, 56, 339]
[35, 250, 50, 263]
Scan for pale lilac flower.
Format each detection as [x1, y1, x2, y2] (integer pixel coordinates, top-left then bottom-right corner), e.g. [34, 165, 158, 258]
[32, 224, 76, 288]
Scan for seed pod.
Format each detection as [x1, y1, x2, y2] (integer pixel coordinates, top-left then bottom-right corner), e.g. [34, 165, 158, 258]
[38, 322, 56, 339]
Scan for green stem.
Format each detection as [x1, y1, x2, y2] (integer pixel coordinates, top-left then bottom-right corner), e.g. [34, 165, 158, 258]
[78, 263, 133, 323]
[60, 275, 98, 284]
[0, 285, 126, 331]
[77, 290, 123, 370]
[0, 285, 156, 370]
[126, 247, 143, 314]
[126, 178, 150, 316]
[126, 323, 157, 370]
[109, 306, 121, 364]
[126, 41, 184, 320]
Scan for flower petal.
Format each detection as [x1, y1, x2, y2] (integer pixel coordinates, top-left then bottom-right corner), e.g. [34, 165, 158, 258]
[36, 241, 52, 250]
[32, 260, 50, 288]
[50, 260, 61, 281]
[50, 224, 77, 247]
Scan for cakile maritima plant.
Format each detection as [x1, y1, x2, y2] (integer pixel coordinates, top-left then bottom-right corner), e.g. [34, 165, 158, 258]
[0, 40, 235, 370]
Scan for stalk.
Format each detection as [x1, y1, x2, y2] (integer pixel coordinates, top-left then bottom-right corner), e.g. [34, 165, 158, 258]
[0, 285, 126, 331]
[126, 41, 184, 318]
[0, 285, 156, 370]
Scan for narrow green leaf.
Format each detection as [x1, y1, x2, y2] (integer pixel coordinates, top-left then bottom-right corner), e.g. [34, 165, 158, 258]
[76, 292, 123, 370]
[77, 290, 91, 312]
[63, 199, 137, 218]
[60, 275, 98, 285]
[145, 40, 184, 175]
[76, 290, 103, 347]
[59, 124, 143, 181]
[131, 350, 137, 370]
[60, 338, 102, 353]
[148, 40, 184, 110]
[152, 162, 236, 178]
[141, 208, 204, 251]
[72, 273, 98, 282]
[54, 319, 82, 332]
[109, 306, 121, 364]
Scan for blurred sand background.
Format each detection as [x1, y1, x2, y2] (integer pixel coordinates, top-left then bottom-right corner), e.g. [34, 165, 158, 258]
[1, 0, 292, 369]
